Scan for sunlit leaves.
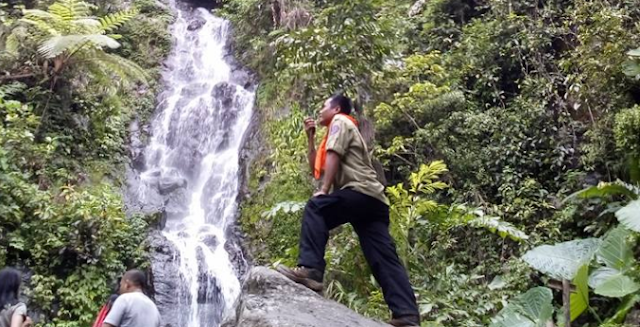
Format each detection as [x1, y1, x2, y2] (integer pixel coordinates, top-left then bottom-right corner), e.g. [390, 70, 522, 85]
[522, 238, 601, 280]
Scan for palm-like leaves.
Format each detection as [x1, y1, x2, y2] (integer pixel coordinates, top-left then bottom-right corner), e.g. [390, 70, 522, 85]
[38, 34, 120, 58]
[19, 0, 144, 84]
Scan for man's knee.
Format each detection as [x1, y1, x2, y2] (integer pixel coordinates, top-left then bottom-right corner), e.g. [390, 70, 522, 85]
[302, 198, 323, 223]
[305, 196, 324, 213]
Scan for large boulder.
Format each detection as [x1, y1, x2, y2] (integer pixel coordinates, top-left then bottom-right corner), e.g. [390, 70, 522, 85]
[148, 231, 184, 327]
[222, 267, 391, 327]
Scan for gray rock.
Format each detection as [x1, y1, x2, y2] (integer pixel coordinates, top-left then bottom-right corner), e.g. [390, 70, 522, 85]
[158, 175, 188, 195]
[149, 231, 184, 327]
[222, 267, 391, 327]
[187, 17, 206, 31]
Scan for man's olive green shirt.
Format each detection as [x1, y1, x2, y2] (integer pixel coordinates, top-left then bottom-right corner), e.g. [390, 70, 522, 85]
[325, 114, 389, 206]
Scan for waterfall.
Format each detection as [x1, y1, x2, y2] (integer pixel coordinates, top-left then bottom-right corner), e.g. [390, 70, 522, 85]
[128, 1, 254, 326]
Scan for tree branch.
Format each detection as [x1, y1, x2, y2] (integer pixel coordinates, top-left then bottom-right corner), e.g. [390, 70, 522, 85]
[0, 73, 35, 80]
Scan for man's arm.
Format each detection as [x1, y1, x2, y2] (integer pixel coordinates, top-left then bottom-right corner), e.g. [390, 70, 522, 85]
[317, 151, 340, 195]
[102, 296, 125, 327]
[304, 118, 317, 172]
[307, 135, 317, 173]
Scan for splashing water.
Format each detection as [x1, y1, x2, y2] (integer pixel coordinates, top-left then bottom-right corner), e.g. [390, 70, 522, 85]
[131, 2, 254, 326]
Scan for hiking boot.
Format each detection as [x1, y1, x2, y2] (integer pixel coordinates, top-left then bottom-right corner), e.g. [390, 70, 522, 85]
[276, 265, 323, 292]
[389, 315, 420, 327]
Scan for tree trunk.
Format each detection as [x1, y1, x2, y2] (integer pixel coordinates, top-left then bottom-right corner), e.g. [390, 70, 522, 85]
[563, 279, 571, 327]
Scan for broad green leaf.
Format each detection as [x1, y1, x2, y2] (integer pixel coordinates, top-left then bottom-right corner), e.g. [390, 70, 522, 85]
[570, 265, 589, 321]
[594, 273, 640, 298]
[522, 238, 601, 280]
[628, 48, 640, 57]
[623, 61, 640, 78]
[616, 200, 640, 232]
[589, 267, 620, 289]
[262, 201, 306, 219]
[470, 216, 529, 241]
[515, 287, 554, 324]
[490, 287, 553, 327]
[566, 181, 637, 202]
[489, 275, 506, 290]
[597, 226, 634, 270]
[490, 306, 535, 327]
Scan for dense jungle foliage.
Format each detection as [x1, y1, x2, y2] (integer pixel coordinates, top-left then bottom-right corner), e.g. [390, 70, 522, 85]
[0, 0, 171, 325]
[2, 0, 640, 325]
[220, 0, 640, 326]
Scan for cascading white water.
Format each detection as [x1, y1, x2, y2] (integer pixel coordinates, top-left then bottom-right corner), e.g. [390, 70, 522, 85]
[133, 2, 254, 326]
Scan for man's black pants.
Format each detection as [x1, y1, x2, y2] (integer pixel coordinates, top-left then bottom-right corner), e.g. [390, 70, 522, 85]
[297, 188, 419, 319]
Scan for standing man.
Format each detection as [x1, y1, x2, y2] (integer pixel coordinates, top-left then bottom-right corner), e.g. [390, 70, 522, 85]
[102, 270, 161, 327]
[277, 94, 421, 327]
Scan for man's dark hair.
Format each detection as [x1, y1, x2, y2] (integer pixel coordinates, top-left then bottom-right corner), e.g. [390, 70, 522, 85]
[330, 94, 353, 115]
[124, 269, 147, 288]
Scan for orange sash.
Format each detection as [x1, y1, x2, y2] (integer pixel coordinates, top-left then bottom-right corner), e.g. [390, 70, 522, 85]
[314, 114, 358, 180]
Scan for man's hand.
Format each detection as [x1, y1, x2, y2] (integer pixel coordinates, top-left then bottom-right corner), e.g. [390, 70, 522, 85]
[304, 117, 316, 138]
[313, 190, 327, 197]
[22, 316, 32, 327]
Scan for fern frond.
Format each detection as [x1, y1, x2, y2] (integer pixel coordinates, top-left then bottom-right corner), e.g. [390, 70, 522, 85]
[20, 16, 61, 36]
[79, 57, 119, 92]
[38, 34, 120, 58]
[4, 26, 28, 56]
[49, 0, 93, 21]
[90, 51, 149, 85]
[22, 9, 60, 21]
[99, 9, 138, 33]
[0, 82, 27, 98]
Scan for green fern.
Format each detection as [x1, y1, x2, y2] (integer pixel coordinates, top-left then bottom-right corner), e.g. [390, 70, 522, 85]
[20, 16, 60, 36]
[48, 0, 93, 22]
[38, 34, 120, 58]
[18, 0, 145, 87]
[0, 82, 27, 98]
[3, 27, 24, 56]
[99, 9, 138, 33]
[92, 51, 149, 83]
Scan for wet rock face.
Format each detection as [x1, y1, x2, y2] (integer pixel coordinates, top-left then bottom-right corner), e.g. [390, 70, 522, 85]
[127, 5, 259, 326]
[148, 231, 184, 327]
[158, 174, 188, 195]
[188, 17, 206, 31]
[221, 267, 392, 327]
